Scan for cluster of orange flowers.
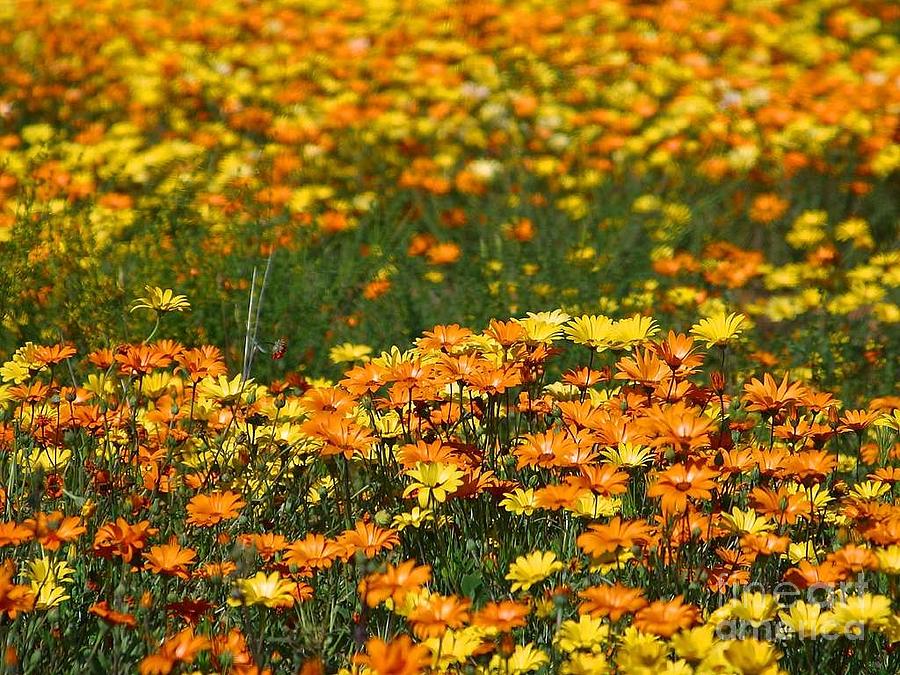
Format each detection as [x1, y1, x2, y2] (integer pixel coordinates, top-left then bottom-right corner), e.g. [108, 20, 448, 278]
[1, 308, 899, 672]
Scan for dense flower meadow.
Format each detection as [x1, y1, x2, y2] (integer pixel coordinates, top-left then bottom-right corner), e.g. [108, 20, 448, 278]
[0, 0, 897, 386]
[0, 0, 899, 673]
[1, 303, 900, 673]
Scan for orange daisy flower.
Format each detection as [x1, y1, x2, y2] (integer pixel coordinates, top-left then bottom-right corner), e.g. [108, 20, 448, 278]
[472, 600, 531, 631]
[24, 512, 87, 551]
[0, 561, 34, 619]
[408, 593, 471, 638]
[89, 601, 138, 628]
[139, 628, 210, 675]
[577, 518, 654, 558]
[93, 518, 158, 563]
[144, 541, 197, 580]
[633, 596, 700, 637]
[417, 324, 473, 352]
[647, 461, 719, 515]
[339, 521, 399, 559]
[359, 559, 432, 608]
[0, 521, 33, 547]
[284, 534, 342, 570]
[579, 583, 648, 621]
[354, 635, 431, 675]
[742, 373, 807, 416]
[186, 491, 246, 527]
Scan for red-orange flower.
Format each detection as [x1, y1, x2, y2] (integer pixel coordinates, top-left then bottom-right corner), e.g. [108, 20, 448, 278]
[0, 521, 33, 547]
[742, 373, 807, 416]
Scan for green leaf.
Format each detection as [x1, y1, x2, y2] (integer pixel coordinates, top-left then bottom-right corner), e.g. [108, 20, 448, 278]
[461, 572, 482, 597]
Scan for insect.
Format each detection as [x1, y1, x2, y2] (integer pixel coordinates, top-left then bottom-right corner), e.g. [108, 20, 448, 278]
[271, 336, 288, 360]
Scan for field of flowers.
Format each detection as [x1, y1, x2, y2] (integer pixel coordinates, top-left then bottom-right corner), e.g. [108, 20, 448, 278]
[1, 0, 899, 673]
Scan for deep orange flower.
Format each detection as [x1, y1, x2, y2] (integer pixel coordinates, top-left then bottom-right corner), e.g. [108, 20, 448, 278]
[425, 242, 461, 265]
[653, 332, 703, 375]
[535, 484, 588, 510]
[285, 534, 342, 570]
[115, 344, 172, 376]
[569, 464, 629, 497]
[302, 387, 358, 416]
[300, 412, 375, 459]
[484, 319, 525, 346]
[578, 583, 648, 621]
[87, 348, 116, 369]
[647, 461, 719, 515]
[397, 440, 459, 467]
[239, 533, 287, 561]
[742, 373, 807, 416]
[869, 467, 900, 484]
[837, 409, 881, 433]
[339, 521, 399, 558]
[340, 362, 389, 396]
[175, 346, 227, 382]
[210, 629, 260, 675]
[200, 561, 237, 579]
[750, 486, 810, 525]
[751, 447, 790, 480]
[24, 512, 86, 551]
[749, 193, 789, 223]
[562, 367, 606, 389]
[186, 491, 246, 527]
[784, 449, 837, 485]
[0, 561, 34, 619]
[359, 559, 432, 608]
[641, 401, 715, 455]
[93, 518, 158, 563]
[144, 541, 197, 580]
[89, 601, 138, 628]
[417, 324, 473, 352]
[354, 635, 431, 675]
[139, 628, 210, 675]
[514, 430, 578, 469]
[408, 593, 471, 638]
[827, 545, 878, 574]
[33, 343, 77, 366]
[577, 518, 654, 558]
[468, 365, 522, 396]
[783, 560, 846, 589]
[740, 533, 790, 557]
[633, 596, 700, 637]
[615, 349, 671, 386]
[472, 600, 531, 631]
[0, 521, 33, 547]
